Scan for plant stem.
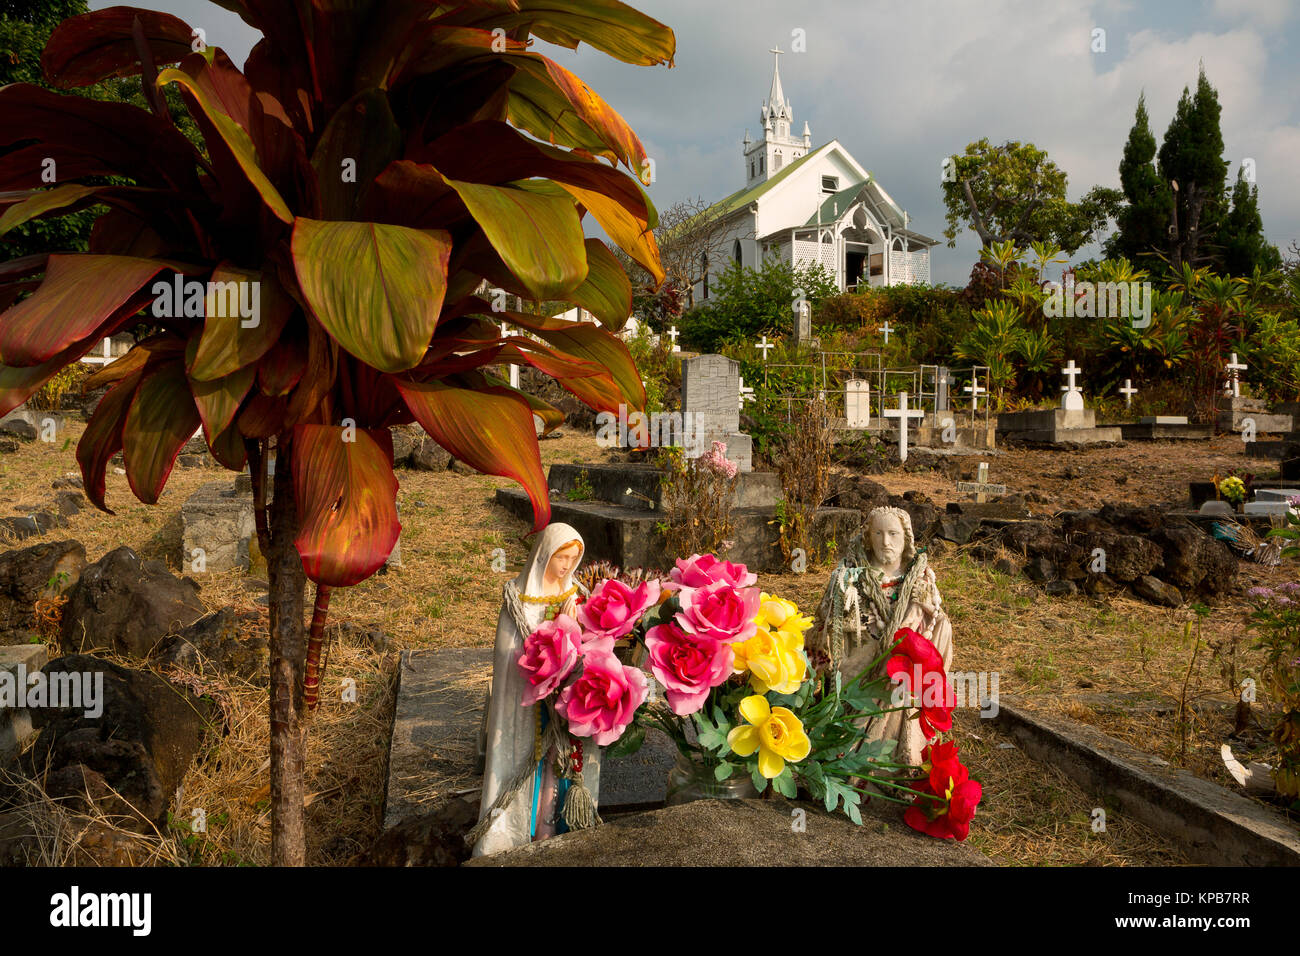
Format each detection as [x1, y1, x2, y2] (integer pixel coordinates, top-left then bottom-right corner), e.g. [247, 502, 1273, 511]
[267, 430, 307, 866]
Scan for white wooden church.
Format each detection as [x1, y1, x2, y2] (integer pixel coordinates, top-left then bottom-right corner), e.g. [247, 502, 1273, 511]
[692, 49, 938, 303]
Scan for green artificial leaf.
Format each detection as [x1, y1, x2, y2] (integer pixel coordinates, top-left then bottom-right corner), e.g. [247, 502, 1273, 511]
[694, 708, 728, 754]
[751, 767, 768, 794]
[605, 720, 645, 759]
[823, 784, 838, 814]
[714, 760, 734, 782]
[846, 800, 863, 826]
[773, 766, 797, 799]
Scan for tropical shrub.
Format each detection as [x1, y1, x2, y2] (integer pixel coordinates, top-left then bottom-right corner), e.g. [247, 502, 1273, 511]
[0, 0, 673, 864]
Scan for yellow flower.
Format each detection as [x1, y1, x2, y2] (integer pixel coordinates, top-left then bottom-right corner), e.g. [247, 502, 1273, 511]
[727, 695, 811, 779]
[755, 593, 814, 639]
[732, 626, 807, 694]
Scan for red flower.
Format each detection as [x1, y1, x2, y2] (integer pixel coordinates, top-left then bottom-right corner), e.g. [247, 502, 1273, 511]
[903, 747, 982, 841]
[886, 628, 953, 739]
[924, 741, 968, 794]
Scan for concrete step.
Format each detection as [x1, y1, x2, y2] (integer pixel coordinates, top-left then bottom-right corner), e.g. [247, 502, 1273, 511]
[1219, 410, 1293, 433]
[1120, 422, 1214, 441]
[1, 642, 49, 765]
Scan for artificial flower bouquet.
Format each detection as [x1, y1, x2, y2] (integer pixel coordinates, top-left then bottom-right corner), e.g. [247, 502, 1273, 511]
[514, 552, 983, 839]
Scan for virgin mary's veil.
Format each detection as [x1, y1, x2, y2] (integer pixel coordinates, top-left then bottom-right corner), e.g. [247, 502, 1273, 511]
[515, 521, 584, 598]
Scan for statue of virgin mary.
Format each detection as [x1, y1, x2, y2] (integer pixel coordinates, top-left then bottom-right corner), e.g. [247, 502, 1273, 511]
[470, 522, 600, 857]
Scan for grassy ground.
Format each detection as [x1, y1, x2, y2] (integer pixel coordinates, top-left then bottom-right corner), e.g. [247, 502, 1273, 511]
[3, 419, 1295, 865]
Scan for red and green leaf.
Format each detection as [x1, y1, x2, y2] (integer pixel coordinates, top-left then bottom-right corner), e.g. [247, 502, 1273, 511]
[0, 255, 171, 367]
[189, 265, 293, 381]
[394, 376, 550, 532]
[444, 177, 588, 300]
[77, 365, 146, 512]
[291, 424, 401, 587]
[122, 361, 202, 504]
[42, 6, 197, 88]
[157, 64, 294, 222]
[291, 217, 451, 373]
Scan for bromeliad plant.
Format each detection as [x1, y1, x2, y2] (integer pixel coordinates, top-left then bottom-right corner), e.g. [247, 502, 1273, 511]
[0, 1, 674, 864]
[543, 552, 983, 837]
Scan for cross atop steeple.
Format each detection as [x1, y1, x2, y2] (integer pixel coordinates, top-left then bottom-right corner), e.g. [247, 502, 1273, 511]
[763, 47, 790, 127]
[745, 47, 808, 187]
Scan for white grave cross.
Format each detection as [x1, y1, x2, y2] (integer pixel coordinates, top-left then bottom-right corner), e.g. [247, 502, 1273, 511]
[880, 321, 895, 344]
[1119, 379, 1137, 408]
[963, 374, 986, 411]
[738, 377, 755, 410]
[755, 335, 775, 361]
[1225, 352, 1247, 398]
[667, 325, 680, 353]
[884, 391, 925, 462]
[1060, 359, 1084, 411]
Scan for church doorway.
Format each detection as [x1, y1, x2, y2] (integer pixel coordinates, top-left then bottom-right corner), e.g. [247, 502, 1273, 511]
[845, 250, 867, 290]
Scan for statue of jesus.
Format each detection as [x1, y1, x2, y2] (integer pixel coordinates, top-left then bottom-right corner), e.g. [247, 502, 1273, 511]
[810, 506, 954, 766]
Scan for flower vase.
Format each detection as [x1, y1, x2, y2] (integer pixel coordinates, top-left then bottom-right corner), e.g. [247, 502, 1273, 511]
[664, 752, 758, 806]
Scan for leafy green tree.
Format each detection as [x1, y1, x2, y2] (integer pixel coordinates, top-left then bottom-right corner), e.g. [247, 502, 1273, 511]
[1105, 93, 1174, 268]
[1218, 167, 1281, 277]
[1157, 65, 1229, 271]
[941, 138, 1120, 254]
[681, 256, 837, 353]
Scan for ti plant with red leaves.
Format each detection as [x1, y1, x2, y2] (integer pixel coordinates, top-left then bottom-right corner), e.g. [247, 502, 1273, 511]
[0, 0, 673, 864]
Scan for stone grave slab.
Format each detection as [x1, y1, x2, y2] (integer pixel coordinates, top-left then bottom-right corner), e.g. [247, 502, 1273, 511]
[384, 648, 491, 830]
[0, 643, 48, 764]
[547, 462, 779, 512]
[181, 480, 255, 573]
[681, 354, 752, 472]
[1254, 488, 1300, 502]
[914, 417, 998, 451]
[464, 794, 993, 867]
[1245, 437, 1300, 461]
[997, 408, 1122, 444]
[1243, 501, 1293, 516]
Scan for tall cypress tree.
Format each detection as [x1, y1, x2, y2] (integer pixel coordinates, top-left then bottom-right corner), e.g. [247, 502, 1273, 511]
[1219, 166, 1281, 276]
[1105, 93, 1173, 266]
[1157, 65, 1229, 271]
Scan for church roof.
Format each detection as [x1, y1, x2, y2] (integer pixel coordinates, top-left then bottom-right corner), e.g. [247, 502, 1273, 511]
[806, 179, 872, 226]
[801, 176, 941, 246]
[687, 142, 830, 228]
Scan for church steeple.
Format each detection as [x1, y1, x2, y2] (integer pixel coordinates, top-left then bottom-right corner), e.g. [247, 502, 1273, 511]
[744, 47, 809, 188]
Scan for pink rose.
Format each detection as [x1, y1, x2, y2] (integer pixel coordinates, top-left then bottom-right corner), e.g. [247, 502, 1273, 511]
[669, 553, 757, 590]
[676, 579, 760, 644]
[578, 577, 661, 641]
[645, 618, 734, 716]
[556, 652, 649, 746]
[516, 614, 582, 706]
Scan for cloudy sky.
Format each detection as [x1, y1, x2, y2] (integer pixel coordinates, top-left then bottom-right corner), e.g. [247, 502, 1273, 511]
[91, 0, 1300, 286]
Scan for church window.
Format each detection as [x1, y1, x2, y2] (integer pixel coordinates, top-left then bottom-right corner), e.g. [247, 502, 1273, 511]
[774, 151, 782, 171]
[734, 240, 743, 264]
[750, 160, 755, 178]
[822, 175, 839, 193]
[759, 156, 764, 173]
